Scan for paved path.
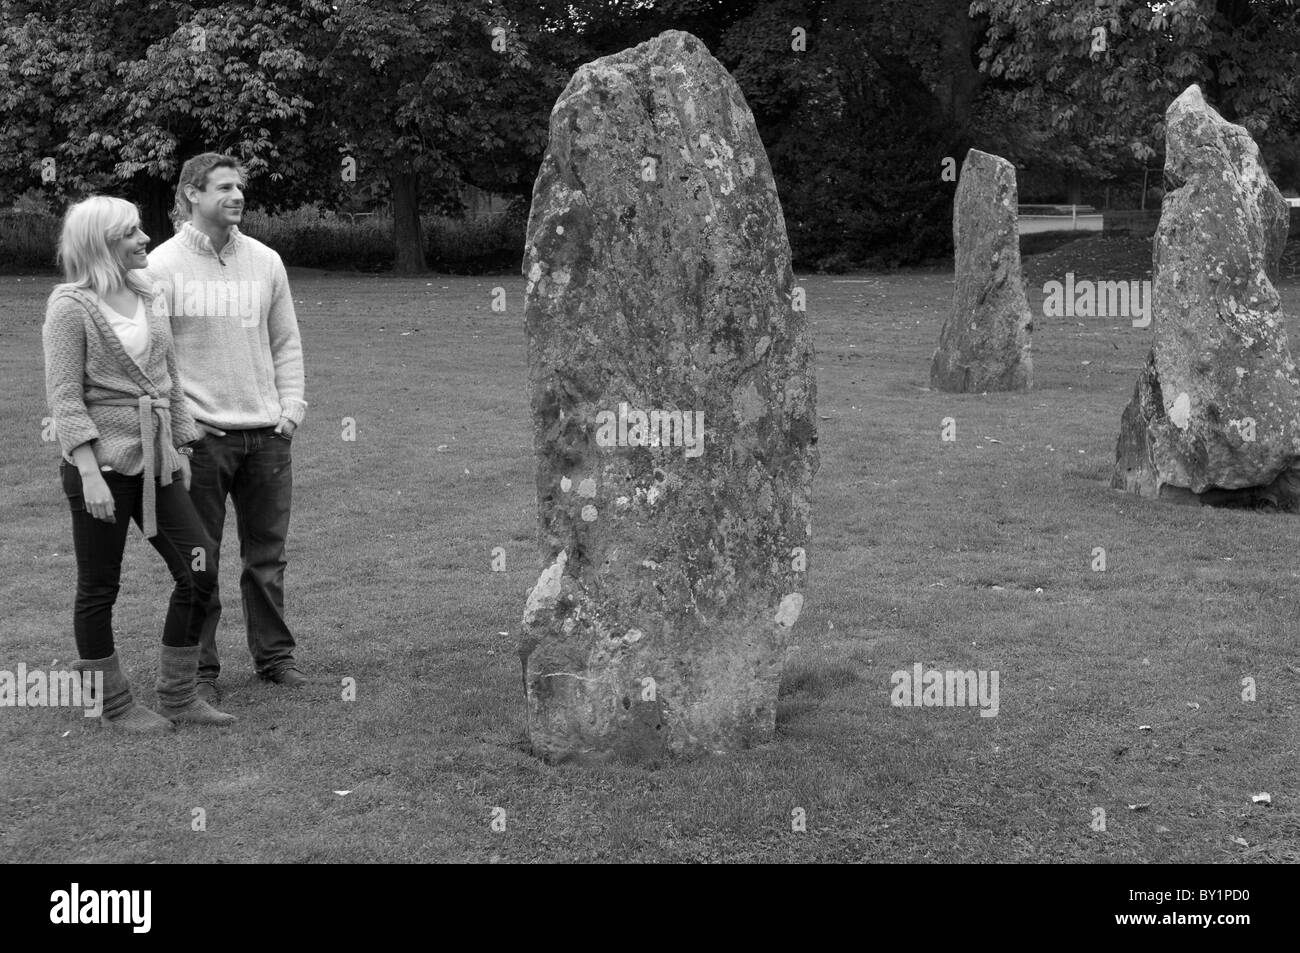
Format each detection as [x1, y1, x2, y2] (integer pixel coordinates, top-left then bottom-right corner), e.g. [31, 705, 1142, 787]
[1019, 214, 1103, 235]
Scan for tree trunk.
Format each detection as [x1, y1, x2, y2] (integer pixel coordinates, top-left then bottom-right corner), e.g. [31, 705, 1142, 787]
[130, 175, 174, 248]
[938, 1, 988, 131]
[389, 167, 427, 274]
[861, 0, 985, 184]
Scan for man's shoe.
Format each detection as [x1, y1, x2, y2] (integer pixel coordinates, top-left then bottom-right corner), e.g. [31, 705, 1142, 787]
[196, 680, 222, 705]
[264, 666, 307, 688]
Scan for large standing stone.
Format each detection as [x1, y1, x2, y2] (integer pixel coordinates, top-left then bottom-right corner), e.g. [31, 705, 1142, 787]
[930, 149, 1033, 392]
[519, 30, 818, 764]
[1112, 85, 1300, 509]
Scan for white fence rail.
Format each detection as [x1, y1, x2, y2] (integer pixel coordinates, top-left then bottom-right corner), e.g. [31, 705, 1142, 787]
[1017, 204, 1103, 234]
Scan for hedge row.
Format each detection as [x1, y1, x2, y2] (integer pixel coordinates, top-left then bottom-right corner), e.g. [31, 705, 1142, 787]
[0, 208, 524, 274]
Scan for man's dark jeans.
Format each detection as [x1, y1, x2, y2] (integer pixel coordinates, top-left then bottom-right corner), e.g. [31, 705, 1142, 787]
[60, 462, 217, 659]
[188, 426, 296, 680]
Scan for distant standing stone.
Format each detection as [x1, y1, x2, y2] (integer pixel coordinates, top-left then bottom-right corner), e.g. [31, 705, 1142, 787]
[930, 149, 1033, 392]
[519, 31, 819, 763]
[1113, 85, 1300, 509]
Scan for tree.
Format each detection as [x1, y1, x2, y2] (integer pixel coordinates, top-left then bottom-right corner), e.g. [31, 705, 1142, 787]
[0, 0, 329, 239]
[716, 0, 992, 267]
[314, 0, 574, 273]
[970, 0, 1300, 183]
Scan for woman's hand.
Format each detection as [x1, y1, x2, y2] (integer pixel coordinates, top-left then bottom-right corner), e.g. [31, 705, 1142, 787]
[178, 455, 192, 491]
[80, 470, 116, 523]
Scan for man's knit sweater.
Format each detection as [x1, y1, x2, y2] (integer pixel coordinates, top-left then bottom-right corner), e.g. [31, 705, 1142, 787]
[147, 222, 307, 430]
[43, 285, 200, 476]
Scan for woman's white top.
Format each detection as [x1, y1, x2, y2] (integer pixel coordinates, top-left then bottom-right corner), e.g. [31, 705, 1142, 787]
[97, 293, 150, 365]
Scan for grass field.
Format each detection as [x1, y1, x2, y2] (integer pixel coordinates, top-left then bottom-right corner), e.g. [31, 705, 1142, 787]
[2, 241, 1297, 862]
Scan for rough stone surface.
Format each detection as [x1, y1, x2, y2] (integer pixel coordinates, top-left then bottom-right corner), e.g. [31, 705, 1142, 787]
[519, 30, 818, 764]
[930, 149, 1033, 392]
[1112, 85, 1300, 509]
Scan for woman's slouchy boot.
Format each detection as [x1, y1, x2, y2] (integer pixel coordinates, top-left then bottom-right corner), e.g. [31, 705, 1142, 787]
[156, 645, 236, 726]
[71, 651, 173, 733]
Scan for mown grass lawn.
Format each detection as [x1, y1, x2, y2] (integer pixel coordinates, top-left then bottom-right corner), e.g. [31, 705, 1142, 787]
[2, 248, 1297, 862]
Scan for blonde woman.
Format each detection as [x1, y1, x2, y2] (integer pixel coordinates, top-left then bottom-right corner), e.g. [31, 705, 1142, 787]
[43, 196, 235, 731]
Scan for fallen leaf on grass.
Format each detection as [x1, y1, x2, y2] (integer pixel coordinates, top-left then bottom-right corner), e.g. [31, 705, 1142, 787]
[334, 790, 352, 796]
[1232, 836, 1249, 847]
[1127, 803, 1152, 811]
[1138, 725, 1153, 731]
[1186, 702, 1200, 710]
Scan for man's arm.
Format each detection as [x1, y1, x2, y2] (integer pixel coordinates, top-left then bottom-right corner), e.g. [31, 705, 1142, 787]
[265, 254, 307, 429]
[150, 286, 201, 446]
[165, 342, 200, 446]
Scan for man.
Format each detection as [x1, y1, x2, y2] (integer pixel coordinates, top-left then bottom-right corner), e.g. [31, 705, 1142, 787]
[148, 153, 308, 701]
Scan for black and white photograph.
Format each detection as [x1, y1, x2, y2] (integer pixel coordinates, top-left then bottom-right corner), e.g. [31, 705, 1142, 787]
[1, 0, 1296, 904]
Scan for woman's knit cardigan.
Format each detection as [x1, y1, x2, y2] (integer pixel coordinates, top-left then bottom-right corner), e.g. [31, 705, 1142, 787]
[43, 284, 200, 535]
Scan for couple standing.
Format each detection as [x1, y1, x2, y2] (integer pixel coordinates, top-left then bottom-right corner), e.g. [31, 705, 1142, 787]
[42, 153, 307, 732]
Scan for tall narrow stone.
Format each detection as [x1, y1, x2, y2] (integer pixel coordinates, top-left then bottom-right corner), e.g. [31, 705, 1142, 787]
[519, 30, 818, 764]
[1112, 85, 1300, 509]
[930, 149, 1033, 392]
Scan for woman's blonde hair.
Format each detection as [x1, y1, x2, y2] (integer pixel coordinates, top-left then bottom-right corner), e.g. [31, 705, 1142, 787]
[54, 196, 153, 299]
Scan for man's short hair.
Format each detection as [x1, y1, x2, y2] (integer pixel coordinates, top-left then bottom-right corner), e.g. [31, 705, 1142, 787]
[172, 152, 247, 224]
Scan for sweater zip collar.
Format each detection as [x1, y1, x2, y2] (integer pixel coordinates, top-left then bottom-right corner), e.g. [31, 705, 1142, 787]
[179, 221, 240, 266]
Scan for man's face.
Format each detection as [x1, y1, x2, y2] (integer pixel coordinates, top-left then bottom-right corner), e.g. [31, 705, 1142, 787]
[186, 166, 244, 228]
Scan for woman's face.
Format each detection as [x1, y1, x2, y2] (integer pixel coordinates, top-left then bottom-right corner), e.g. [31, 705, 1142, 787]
[111, 223, 150, 272]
